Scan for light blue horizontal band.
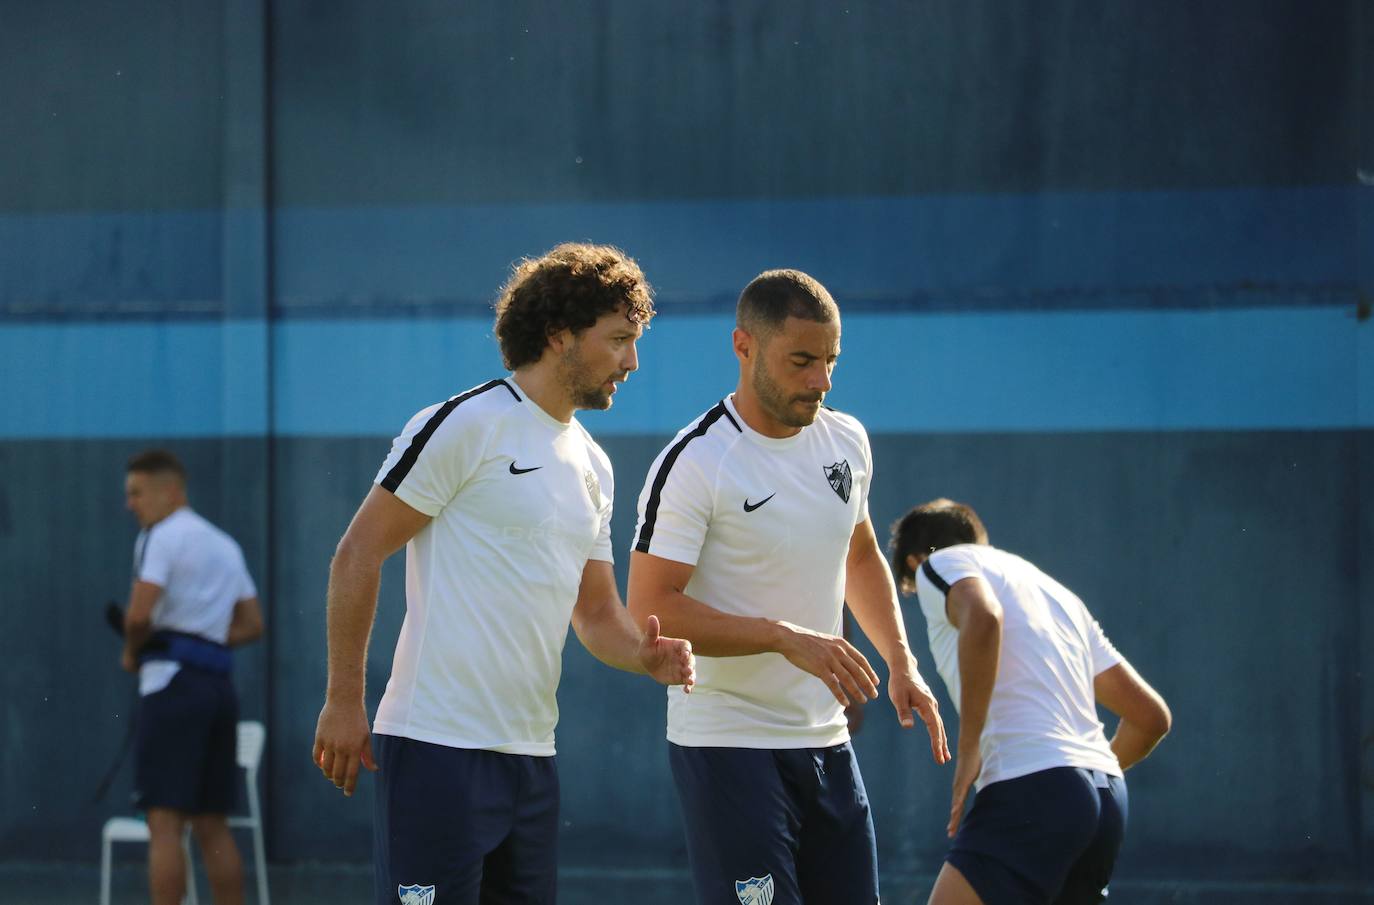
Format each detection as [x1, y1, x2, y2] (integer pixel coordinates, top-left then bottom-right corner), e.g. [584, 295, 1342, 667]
[1, 306, 1368, 438]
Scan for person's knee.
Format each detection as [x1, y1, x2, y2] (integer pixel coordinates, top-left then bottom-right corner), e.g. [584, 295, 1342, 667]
[190, 815, 235, 848]
[146, 808, 188, 842]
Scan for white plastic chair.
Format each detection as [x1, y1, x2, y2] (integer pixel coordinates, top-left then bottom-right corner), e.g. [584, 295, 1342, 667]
[100, 719, 270, 905]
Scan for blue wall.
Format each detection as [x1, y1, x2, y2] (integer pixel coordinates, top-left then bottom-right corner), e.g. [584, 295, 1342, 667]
[1, 1, 1370, 899]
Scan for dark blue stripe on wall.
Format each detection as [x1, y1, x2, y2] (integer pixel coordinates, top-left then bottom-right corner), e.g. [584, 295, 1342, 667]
[0, 187, 1356, 320]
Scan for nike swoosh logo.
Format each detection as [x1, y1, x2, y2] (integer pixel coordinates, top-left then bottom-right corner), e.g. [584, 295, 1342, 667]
[743, 493, 776, 512]
[509, 462, 543, 475]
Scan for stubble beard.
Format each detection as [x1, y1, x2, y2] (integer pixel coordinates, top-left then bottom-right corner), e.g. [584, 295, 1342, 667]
[753, 359, 821, 429]
[561, 346, 616, 411]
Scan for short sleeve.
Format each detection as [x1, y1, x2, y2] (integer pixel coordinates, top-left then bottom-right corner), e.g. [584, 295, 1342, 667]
[913, 571, 951, 632]
[633, 445, 713, 566]
[1087, 616, 1123, 676]
[234, 545, 258, 601]
[136, 527, 176, 587]
[588, 456, 615, 564]
[923, 546, 984, 593]
[375, 401, 484, 517]
[854, 423, 873, 526]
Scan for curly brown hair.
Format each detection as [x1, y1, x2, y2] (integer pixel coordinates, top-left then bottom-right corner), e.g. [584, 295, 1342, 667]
[494, 243, 655, 370]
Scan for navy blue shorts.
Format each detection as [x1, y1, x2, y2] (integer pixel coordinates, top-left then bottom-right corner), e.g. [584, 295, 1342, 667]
[669, 742, 878, 905]
[948, 766, 1128, 905]
[373, 735, 560, 905]
[134, 668, 239, 814]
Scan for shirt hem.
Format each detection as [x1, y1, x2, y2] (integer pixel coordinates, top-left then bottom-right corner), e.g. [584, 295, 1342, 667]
[978, 753, 1123, 789]
[666, 728, 850, 750]
[373, 723, 556, 757]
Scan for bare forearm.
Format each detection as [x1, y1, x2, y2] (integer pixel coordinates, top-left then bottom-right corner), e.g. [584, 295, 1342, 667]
[573, 600, 646, 674]
[122, 620, 153, 660]
[227, 602, 264, 647]
[844, 553, 915, 667]
[955, 612, 1000, 753]
[324, 552, 381, 700]
[1110, 718, 1166, 770]
[227, 621, 262, 647]
[640, 589, 784, 657]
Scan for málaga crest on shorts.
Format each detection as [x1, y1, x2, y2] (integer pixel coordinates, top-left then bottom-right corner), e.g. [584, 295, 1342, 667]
[398, 883, 435, 905]
[735, 874, 775, 905]
[823, 459, 852, 503]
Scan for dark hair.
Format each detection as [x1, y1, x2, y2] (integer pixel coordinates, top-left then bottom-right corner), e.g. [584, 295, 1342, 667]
[889, 498, 989, 595]
[736, 269, 839, 339]
[126, 448, 187, 482]
[493, 243, 654, 370]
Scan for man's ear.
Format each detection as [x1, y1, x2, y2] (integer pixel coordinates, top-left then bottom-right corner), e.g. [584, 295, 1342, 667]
[906, 553, 923, 574]
[546, 326, 572, 355]
[733, 327, 752, 363]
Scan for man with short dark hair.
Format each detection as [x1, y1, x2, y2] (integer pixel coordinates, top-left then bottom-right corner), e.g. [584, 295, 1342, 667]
[628, 269, 949, 905]
[890, 498, 1172, 905]
[122, 449, 264, 905]
[312, 243, 696, 905]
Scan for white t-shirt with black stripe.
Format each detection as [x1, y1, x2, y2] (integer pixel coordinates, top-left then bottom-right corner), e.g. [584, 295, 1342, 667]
[633, 395, 871, 749]
[372, 377, 614, 756]
[915, 544, 1124, 788]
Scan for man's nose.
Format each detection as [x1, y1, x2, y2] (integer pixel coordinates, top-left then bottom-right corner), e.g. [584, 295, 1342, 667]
[622, 341, 639, 374]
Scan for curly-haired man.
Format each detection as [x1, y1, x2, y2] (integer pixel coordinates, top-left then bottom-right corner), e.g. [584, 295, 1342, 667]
[313, 243, 695, 905]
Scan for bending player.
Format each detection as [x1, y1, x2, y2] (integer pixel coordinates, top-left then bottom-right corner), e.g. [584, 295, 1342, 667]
[892, 498, 1171, 905]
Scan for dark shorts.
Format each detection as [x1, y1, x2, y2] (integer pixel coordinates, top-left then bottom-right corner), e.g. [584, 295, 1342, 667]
[373, 735, 560, 905]
[948, 766, 1128, 905]
[133, 667, 239, 814]
[669, 742, 878, 905]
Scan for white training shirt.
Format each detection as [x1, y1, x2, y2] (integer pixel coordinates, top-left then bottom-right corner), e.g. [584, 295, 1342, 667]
[372, 377, 614, 756]
[915, 544, 1123, 788]
[132, 507, 257, 695]
[634, 395, 871, 748]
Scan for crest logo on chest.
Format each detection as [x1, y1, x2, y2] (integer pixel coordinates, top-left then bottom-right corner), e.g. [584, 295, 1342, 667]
[584, 469, 601, 506]
[822, 459, 852, 503]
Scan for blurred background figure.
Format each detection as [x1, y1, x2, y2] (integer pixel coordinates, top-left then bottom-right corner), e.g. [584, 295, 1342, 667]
[120, 449, 264, 905]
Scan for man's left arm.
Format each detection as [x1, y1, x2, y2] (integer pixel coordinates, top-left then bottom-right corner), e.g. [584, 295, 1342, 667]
[227, 596, 264, 647]
[571, 559, 695, 690]
[844, 518, 950, 763]
[120, 580, 162, 672]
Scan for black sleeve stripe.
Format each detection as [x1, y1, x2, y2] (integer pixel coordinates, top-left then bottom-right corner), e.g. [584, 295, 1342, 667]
[634, 400, 738, 553]
[921, 559, 951, 596]
[380, 379, 510, 493]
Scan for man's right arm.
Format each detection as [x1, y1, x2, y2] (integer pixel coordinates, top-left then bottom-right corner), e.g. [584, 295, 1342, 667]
[314, 485, 432, 797]
[627, 551, 878, 706]
[1094, 659, 1171, 770]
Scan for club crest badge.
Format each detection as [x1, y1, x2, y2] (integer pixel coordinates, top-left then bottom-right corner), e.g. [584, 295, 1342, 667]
[398, 884, 435, 905]
[823, 459, 852, 503]
[735, 874, 775, 905]
[584, 469, 601, 506]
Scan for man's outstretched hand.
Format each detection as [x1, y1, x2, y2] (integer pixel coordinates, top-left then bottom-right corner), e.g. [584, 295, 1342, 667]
[637, 614, 696, 692]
